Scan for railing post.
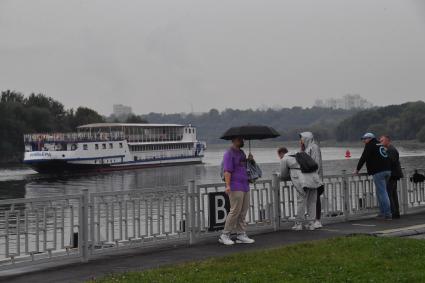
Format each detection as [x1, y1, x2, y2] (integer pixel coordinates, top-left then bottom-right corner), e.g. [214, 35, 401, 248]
[187, 180, 197, 245]
[79, 189, 89, 262]
[271, 173, 280, 231]
[400, 168, 409, 215]
[89, 193, 95, 255]
[341, 170, 350, 221]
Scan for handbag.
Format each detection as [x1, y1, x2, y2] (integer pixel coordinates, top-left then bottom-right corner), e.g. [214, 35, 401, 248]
[247, 159, 262, 183]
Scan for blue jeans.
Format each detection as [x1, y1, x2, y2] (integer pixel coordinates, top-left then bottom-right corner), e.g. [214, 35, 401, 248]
[373, 171, 392, 218]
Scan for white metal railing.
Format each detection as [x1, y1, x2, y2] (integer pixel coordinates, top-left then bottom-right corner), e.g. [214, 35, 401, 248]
[23, 131, 125, 144]
[193, 180, 274, 240]
[0, 169, 424, 271]
[88, 188, 187, 255]
[0, 194, 84, 270]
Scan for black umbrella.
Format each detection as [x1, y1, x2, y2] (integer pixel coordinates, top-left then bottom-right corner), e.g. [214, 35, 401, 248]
[220, 125, 280, 152]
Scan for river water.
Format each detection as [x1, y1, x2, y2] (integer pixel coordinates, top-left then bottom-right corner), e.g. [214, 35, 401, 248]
[0, 145, 424, 200]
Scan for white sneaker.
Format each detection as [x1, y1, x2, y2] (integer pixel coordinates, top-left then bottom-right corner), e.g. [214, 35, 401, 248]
[312, 220, 323, 229]
[291, 223, 303, 231]
[236, 233, 255, 244]
[218, 234, 235, 246]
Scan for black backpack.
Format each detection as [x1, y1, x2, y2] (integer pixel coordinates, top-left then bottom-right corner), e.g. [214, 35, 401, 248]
[291, 152, 319, 173]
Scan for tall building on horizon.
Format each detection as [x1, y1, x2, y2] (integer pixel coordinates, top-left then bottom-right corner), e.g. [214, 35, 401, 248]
[113, 104, 133, 118]
[314, 94, 373, 110]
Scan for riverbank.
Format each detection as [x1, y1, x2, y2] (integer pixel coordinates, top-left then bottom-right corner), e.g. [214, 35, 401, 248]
[0, 153, 23, 165]
[205, 139, 425, 150]
[1, 139, 423, 165]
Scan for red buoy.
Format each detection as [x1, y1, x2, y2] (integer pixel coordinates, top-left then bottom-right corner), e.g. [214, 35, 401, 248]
[345, 149, 351, 158]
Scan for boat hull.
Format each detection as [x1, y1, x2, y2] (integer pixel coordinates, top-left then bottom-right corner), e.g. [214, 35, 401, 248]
[26, 158, 203, 174]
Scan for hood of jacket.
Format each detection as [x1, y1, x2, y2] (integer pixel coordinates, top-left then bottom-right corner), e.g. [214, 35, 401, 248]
[299, 131, 323, 178]
[300, 132, 316, 149]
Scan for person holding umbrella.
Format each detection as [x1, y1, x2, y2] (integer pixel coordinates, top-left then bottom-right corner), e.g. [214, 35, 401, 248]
[219, 136, 255, 245]
[219, 125, 280, 245]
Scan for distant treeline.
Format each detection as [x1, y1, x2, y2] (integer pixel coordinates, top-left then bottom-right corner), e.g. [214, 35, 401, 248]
[142, 107, 358, 143]
[336, 101, 425, 142]
[0, 90, 105, 162]
[2, 89, 424, 163]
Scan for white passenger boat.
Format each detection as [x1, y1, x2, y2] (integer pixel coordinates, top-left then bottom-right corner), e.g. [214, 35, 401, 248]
[23, 123, 206, 173]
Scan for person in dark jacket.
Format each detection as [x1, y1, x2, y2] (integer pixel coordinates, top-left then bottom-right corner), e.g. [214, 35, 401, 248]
[411, 170, 425, 183]
[380, 135, 403, 219]
[354, 133, 392, 220]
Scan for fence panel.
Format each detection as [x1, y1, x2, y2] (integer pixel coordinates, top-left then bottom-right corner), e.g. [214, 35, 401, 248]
[277, 172, 377, 225]
[0, 195, 83, 270]
[89, 187, 188, 255]
[194, 180, 274, 239]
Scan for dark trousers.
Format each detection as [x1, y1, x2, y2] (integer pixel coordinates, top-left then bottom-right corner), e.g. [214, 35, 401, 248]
[316, 185, 324, 220]
[387, 178, 400, 218]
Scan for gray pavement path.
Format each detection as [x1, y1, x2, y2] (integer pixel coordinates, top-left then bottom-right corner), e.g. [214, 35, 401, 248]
[2, 212, 425, 283]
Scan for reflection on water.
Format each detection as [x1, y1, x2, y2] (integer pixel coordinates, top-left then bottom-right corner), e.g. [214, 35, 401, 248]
[0, 146, 424, 200]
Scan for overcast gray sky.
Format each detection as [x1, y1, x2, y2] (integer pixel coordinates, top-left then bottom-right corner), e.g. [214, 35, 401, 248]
[1, 0, 424, 115]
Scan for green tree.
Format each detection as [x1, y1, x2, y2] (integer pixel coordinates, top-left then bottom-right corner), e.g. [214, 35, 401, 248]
[125, 114, 148, 123]
[71, 107, 104, 128]
[0, 91, 107, 162]
[1, 90, 24, 103]
[336, 101, 425, 141]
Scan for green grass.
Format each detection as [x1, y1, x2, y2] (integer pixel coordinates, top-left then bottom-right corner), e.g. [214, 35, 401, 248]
[90, 236, 425, 283]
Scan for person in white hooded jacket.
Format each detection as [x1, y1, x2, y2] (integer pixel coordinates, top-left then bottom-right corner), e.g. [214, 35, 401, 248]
[299, 132, 324, 229]
[278, 147, 322, 230]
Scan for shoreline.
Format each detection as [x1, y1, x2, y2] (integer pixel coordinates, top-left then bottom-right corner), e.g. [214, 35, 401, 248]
[1, 139, 423, 166]
[205, 139, 425, 149]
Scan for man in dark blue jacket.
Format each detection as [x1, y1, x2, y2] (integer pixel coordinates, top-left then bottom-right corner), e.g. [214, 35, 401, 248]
[355, 133, 392, 220]
[380, 135, 403, 219]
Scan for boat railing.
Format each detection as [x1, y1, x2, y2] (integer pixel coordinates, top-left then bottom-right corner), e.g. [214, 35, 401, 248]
[23, 131, 126, 143]
[24, 133, 187, 144]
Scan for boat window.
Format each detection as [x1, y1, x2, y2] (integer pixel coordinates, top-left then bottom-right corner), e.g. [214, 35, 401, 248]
[134, 156, 138, 161]
[71, 144, 77, 151]
[119, 143, 123, 148]
[109, 143, 113, 149]
[83, 144, 88, 150]
[95, 144, 99, 150]
[102, 144, 106, 149]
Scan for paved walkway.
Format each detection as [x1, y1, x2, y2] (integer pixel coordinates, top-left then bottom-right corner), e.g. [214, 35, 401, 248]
[2, 212, 425, 283]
